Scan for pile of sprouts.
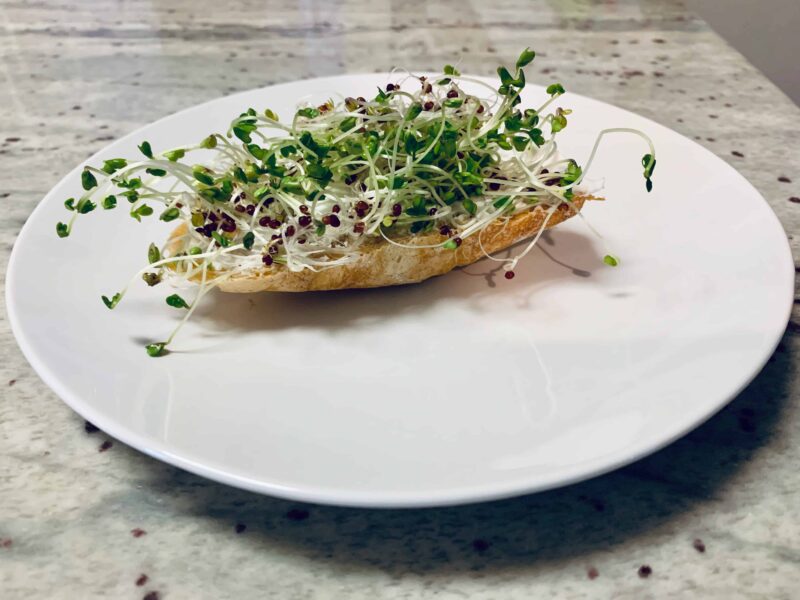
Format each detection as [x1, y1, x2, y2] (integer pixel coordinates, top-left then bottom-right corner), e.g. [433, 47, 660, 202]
[57, 48, 656, 356]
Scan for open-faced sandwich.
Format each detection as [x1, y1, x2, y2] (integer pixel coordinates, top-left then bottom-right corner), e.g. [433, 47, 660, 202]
[57, 48, 656, 355]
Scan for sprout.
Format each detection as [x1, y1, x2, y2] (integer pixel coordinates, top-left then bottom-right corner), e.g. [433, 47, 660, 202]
[56, 49, 656, 355]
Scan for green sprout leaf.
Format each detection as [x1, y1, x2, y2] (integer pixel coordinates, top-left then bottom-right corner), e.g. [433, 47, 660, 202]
[56, 222, 69, 238]
[81, 169, 98, 191]
[443, 239, 458, 250]
[159, 207, 180, 222]
[211, 231, 229, 247]
[443, 64, 461, 76]
[200, 134, 217, 149]
[138, 141, 153, 159]
[296, 107, 320, 119]
[406, 103, 423, 121]
[102, 195, 117, 210]
[148, 242, 160, 264]
[64, 198, 75, 211]
[75, 198, 96, 214]
[101, 158, 127, 174]
[145, 342, 167, 357]
[603, 254, 620, 267]
[546, 83, 565, 96]
[243, 231, 255, 250]
[163, 148, 186, 162]
[339, 116, 357, 132]
[102, 292, 122, 309]
[166, 294, 189, 309]
[516, 48, 536, 69]
[146, 168, 167, 177]
[130, 204, 153, 222]
[192, 166, 215, 185]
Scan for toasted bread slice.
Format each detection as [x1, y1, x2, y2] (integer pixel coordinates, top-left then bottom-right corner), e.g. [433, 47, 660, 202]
[166, 194, 594, 293]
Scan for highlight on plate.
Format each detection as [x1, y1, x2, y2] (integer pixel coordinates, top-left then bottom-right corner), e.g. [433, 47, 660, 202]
[56, 48, 657, 356]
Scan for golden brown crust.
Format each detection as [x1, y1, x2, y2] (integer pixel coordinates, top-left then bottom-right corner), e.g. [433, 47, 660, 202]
[166, 195, 595, 292]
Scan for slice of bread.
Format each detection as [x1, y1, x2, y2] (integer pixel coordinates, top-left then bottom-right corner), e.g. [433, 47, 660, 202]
[166, 194, 594, 292]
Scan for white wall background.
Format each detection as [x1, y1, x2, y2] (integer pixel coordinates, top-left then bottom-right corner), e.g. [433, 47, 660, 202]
[688, 0, 800, 105]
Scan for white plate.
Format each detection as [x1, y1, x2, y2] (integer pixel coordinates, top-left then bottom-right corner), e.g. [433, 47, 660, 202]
[6, 74, 793, 507]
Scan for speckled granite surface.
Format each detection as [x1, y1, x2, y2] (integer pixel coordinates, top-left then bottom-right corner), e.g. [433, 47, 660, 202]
[2, 1, 799, 598]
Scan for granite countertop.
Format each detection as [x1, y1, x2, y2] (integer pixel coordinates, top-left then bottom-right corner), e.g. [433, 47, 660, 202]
[2, 0, 799, 598]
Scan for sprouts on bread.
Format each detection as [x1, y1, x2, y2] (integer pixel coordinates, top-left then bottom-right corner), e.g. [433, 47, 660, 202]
[57, 48, 656, 356]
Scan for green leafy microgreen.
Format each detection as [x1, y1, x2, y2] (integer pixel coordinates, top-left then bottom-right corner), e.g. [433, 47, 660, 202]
[603, 254, 619, 267]
[148, 243, 160, 264]
[138, 141, 153, 158]
[56, 222, 69, 238]
[102, 195, 117, 210]
[102, 292, 122, 309]
[145, 342, 166, 357]
[516, 47, 536, 68]
[163, 148, 186, 162]
[166, 294, 189, 309]
[160, 207, 180, 222]
[130, 204, 153, 222]
[81, 169, 97, 191]
[211, 231, 229, 247]
[146, 168, 167, 177]
[101, 158, 127, 174]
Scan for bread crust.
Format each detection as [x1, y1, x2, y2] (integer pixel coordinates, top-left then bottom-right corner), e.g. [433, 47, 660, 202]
[166, 195, 593, 292]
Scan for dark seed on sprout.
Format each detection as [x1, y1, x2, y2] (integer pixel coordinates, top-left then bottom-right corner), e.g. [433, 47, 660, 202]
[246, 205, 255, 216]
[392, 203, 402, 216]
[428, 207, 437, 215]
[268, 245, 278, 255]
[332, 204, 341, 213]
[208, 212, 219, 222]
[195, 227, 206, 236]
[447, 89, 459, 98]
[457, 152, 464, 159]
[354, 222, 365, 233]
[322, 215, 331, 225]
[269, 219, 281, 229]
[298, 215, 312, 227]
[270, 234, 280, 240]
[299, 205, 309, 215]
[285, 225, 295, 237]
[259, 216, 270, 227]
[439, 225, 451, 236]
[356, 96, 366, 104]
[298, 238, 306, 244]
[262, 254, 273, 265]
[359, 182, 367, 192]
[235, 205, 246, 213]
[477, 104, 485, 114]
[453, 236, 462, 247]
[424, 101, 434, 111]
[386, 83, 396, 91]
[220, 220, 236, 233]
[329, 214, 341, 227]
[344, 175, 356, 185]
[505, 270, 515, 280]
[488, 182, 501, 191]
[423, 83, 432, 93]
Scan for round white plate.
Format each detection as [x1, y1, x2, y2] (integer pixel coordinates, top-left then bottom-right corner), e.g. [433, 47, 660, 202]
[7, 74, 793, 508]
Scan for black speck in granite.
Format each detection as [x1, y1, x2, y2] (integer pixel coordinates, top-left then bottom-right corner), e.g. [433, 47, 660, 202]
[136, 574, 149, 587]
[732, 150, 744, 157]
[84, 421, 99, 434]
[778, 176, 791, 183]
[790, 197, 800, 204]
[638, 564, 653, 578]
[587, 566, 599, 579]
[143, 592, 160, 600]
[693, 538, 706, 553]
[98, 440, 113, 452]
[235, 523, 246, 534]
[8, 379, 16, 386]
[286, 508, 310, 521]
[738, 408, 756, 432]
[131, 528, 147, 538]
